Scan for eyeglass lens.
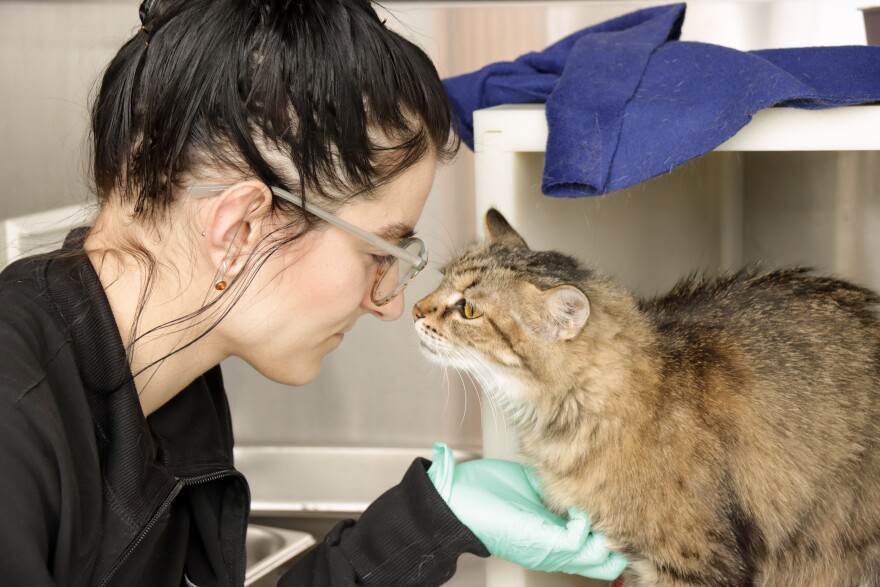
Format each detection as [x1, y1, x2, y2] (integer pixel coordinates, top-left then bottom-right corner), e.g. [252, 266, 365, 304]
[372, 240, 425, 305]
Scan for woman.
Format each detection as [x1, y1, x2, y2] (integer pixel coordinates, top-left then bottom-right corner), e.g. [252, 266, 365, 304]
[0, 1, 625, 585]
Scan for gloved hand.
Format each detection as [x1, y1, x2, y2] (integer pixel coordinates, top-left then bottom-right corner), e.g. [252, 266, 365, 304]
[427, 442, 627, 580]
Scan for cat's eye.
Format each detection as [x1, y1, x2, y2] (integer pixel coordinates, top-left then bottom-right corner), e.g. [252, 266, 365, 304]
[455, 299, 483, 319]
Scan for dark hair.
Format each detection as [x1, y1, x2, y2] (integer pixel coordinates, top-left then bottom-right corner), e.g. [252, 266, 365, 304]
[91, 0, 457, 220]
[87, 0, 457, 383]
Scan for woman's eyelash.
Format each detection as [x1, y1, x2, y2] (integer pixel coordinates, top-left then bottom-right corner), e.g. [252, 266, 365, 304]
[372, 254, 395, 266]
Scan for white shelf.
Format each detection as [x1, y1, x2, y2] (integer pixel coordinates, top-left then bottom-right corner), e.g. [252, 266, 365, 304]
[473, 103, 880, 153]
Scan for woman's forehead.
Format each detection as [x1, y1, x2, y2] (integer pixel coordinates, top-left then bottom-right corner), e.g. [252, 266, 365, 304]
[338, 190, 427, 238]
[338, 155, 437, 234]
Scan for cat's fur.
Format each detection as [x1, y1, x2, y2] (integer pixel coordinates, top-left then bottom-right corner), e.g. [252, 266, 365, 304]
[413, 209, 880, 587]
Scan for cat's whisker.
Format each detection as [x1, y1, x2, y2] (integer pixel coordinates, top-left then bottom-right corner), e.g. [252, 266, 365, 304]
[454, 346, 512, 446]
[459, 366, 497, 440]
[475, 375, 506, 443]
[468, 374, 494, 440]
[412, 344, 448, 413]
[441, 367, 452, 418]
[453, 366, 469, 433]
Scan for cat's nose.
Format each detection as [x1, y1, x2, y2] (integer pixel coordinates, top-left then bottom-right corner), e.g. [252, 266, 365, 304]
[412, 302, 425, 321]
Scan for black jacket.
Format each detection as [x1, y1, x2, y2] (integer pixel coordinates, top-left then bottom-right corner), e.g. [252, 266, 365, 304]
[0, 248, 487, 586]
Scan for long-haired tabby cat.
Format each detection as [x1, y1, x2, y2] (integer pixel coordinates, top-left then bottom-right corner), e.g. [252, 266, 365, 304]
[413, 209, 880, 587]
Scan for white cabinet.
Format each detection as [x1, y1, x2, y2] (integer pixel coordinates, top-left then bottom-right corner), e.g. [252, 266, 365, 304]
[472, 103, 880, 586]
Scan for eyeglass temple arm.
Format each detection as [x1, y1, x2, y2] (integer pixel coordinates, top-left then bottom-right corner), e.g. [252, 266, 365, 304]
[271, 187, 426, 268]
[189, 184, 425, 269]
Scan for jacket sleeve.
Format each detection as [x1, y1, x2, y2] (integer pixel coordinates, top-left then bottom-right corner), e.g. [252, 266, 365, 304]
[0, 389, 59, 586]
[277, 457, 489, 587]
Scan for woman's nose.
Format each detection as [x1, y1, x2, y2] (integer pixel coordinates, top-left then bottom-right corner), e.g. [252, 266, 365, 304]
[364, 291, 405, 321]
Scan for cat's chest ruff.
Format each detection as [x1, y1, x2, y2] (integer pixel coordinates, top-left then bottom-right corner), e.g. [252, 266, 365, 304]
[414, 321, 534, 406]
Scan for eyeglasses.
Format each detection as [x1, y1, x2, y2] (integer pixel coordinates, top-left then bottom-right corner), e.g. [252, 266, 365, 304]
[188, 184, 428, 306]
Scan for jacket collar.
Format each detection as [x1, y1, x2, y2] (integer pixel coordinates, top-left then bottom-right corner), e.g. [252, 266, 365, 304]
[43, 240, 235, 495]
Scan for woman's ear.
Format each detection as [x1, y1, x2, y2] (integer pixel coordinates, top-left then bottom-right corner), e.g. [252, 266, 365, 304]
[203, 181, 273, 278]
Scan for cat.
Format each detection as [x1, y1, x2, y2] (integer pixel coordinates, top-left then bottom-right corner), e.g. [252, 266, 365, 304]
[413, 208, 880, 587]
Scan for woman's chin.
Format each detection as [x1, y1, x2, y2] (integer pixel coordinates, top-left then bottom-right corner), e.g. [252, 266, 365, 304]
[250, 336, 343, 387]
[259, 358, 324, 387]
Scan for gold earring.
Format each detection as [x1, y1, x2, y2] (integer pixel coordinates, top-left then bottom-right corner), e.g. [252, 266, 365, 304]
[214, 260, 228, 291]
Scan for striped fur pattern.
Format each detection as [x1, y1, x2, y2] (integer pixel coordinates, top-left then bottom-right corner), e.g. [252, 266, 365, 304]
[413, 209, 880, 587]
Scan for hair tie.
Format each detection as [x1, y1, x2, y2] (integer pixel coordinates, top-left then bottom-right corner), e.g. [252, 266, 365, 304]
[139, 25, 151, 47]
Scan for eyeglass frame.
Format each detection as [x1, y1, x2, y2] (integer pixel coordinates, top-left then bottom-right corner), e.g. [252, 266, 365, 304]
[188, 183, 428, 306]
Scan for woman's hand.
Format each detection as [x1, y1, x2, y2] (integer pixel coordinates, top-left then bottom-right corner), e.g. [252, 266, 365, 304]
[427, 442, 627, 580]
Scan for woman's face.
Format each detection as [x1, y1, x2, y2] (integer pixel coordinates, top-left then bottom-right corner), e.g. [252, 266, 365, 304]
[226, 153, 437, 385]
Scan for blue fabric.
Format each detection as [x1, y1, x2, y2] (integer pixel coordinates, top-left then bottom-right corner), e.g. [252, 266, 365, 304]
[442, 3, 880, 197]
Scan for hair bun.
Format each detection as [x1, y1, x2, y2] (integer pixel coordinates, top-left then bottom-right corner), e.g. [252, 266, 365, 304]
[139, 0, 155, 25]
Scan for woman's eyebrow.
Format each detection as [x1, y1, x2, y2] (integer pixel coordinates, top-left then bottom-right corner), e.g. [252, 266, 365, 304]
[375, 222, 415, 241]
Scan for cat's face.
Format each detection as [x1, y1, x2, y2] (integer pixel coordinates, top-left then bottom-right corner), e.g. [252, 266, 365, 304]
[413, 210, 591, 402]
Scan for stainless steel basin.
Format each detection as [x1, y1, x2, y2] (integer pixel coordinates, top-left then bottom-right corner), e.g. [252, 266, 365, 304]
[238, 446, 483, 586]
[245, 524, 315, 586]
[235, 446, 479, 515]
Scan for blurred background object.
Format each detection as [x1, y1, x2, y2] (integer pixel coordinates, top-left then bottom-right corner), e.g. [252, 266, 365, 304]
[863, 6, 880, 45]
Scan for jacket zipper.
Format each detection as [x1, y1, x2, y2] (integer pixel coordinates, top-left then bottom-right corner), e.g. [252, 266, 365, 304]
[96, 469, 244, 587]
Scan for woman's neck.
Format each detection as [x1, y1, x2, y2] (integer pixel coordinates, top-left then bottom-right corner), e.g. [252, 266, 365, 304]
[84, 211, 228, 417]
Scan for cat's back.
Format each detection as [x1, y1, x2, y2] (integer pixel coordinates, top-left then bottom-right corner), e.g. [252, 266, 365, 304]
[640, 267, 880, 358]
[636, 266, 880, 450]
[642, 267, 878, 324]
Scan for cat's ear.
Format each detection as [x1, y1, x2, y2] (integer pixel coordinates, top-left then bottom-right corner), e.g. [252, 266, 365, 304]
[485, 209, 529, 249]
[542, 285, 590, 341]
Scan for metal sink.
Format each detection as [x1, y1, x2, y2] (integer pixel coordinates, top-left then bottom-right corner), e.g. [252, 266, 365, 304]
[238, 447, 483, 586]
[245, 524, 315, 586]
[235, 446, 479, 515]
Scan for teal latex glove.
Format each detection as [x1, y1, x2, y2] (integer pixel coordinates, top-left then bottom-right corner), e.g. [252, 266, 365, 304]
[427, 442, 628, 580]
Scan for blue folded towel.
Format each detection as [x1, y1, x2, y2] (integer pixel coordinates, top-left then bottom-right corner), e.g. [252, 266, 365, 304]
[443, 3, 880, 197]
